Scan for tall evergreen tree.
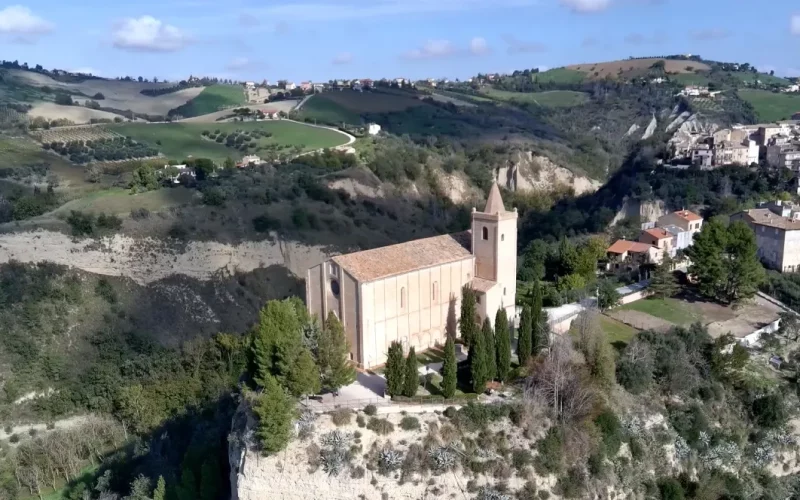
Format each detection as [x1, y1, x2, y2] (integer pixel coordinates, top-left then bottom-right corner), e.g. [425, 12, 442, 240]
[402, 347, 419, 397]
[649, 251, 680, 299]
[484, 317, 497, 381]
[589, 331, 616, 391]
[459, 286, 478, 346]
[495, 308, 511, 382]
[153, 477, 166, 500]
[385, 341, 405, 397]
[531, 280, 547, 355]
[319, 312, 356, 393]
[441, 337, 458, 398]
[469, 319, 491, 392]
[251, 299, 303, 388]
[287, 348, 321, 398]
[518, 305, 533, 367]
[199, 458, 220, 500]
[254, 375, 296, 453]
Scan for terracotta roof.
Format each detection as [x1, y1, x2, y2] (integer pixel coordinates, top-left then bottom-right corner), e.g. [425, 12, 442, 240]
[607, 240, 654, 255]
[673, 210, 702, 222]
[469, 277, 498, 293]
[332, 231, 472, 283]
[484, 183, 506, 214]
[738, 209, 800, 231]
[642, 228, 672, 240]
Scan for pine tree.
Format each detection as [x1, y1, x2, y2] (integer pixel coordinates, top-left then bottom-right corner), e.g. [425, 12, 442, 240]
[484, 317, 497, 381]
[287, 348, 321, 398]
[319, 312, 356, 393]
[385, 341, 405, 397]
[254, 375, 296, 453]
[459, 286, 478, 346]
[441, 337, 458, 398]
[518, 305, 533, 367]
[153, 476, 166, 500]
[649, 250, 680, 299]
[402, 347, 419, 397]
[589, 331, 616, 390]
[531, 280, 547, 355]
[495, 308, 511, 382]
[469, 319, 491, 393]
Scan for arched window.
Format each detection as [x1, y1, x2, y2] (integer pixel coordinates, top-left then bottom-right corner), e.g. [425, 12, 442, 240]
[482, 226, 489, 240]
[400, 287, 406, 309]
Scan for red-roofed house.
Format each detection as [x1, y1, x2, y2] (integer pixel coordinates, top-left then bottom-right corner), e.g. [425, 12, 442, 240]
[657, 210, 703, 234]
[606, 240, 658, 270]
[639, 227, 673, 256]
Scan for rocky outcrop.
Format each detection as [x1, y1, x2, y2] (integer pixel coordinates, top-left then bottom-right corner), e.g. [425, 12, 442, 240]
[641, 114, 657, 140]
[625, 124, 641, 137]
[496, 152, 601, 196]
[0, 230, 328, 284]
[610, 197, 667, 226]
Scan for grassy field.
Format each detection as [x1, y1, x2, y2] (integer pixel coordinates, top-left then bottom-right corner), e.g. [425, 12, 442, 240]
[110, 120, 349, 162]
[169, 84, 246, 118]
[535, 68, 586, 84]
[738, 89, 800, 122]
[52, 186, 196, 215]
[481, 89, 589, 108]
[298, 90, 427, 125]
[600, 315, 639, 345]
[618, 297, 700, 325]
[671, 73, 712, 86]
[568, 58, 711, 79]
[729, 72, 789, 86]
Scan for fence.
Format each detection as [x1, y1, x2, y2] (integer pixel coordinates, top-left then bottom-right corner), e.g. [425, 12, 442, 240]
[300, 394, 478, 413]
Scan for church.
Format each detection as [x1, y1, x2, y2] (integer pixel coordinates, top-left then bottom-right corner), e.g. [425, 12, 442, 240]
[305, 184, 518, 369]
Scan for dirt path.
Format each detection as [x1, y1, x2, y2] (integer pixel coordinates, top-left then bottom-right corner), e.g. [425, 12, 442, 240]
[607, 309, 674, 332]
[0, 230, 330, 284]
[1, 415, 91, 443]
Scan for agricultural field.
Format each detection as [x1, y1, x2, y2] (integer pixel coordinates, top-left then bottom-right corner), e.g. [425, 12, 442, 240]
[32, 125, 120, 144]
[534, 68, 586, 84]
[297, 90, 427, 125]
[52, 186, 196, 216]
[110, 120, 350, 162]
[168, 85, 247, 118]
[671, 73, 712, 86]
[738, 89, 800, 122]
[728, 71, 789, 86]
[688, 96, 724, 113]
[567, 58, 711, 79]
[480, 89, 589, 108]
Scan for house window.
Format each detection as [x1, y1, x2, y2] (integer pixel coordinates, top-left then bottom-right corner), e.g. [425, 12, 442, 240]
[482, 227, 489, 240]
[503, 287, 507, 296]
[330, 279, 340, 297]
[501, 234, 505, 242]
[432, 282, 438, 302]
[400, 287, 406, 309]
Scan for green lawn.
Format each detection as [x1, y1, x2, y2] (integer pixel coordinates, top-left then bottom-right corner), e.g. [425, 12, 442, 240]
[170, 84, 246, 118]
[619, 297, 699, 325]
[738, 89, 800, 122]
[481, 89, 589, 108]
[729, 72, 789, 86]
[671, 73, 712, 86]
[535, 68, 586, 85]
[110, 121, 350, 162]
[53, 186, 196, 215]
[296, 94, 364, 126]
[599, 315, 639, 345]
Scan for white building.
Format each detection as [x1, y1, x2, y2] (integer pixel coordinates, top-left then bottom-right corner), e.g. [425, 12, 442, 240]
[162, 164, 194, 184]
[732, 202, 800, 272]
[367, 123, 381, 136]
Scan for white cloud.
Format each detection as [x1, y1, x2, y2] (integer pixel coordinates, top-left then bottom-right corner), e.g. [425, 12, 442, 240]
[792, 14, 800, 36]
[332, 52, 353, 65]
[112, 16, 191, 52]
[560, 0, 611, 13]
[469, 37, 490, 56]
[244, 0, 536, 22]
[0, 5, 53, 39]
[503, 35, 546, 54]
[402, 40, 456, 60]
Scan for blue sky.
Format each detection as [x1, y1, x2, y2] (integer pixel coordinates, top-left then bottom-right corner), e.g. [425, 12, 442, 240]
[0, 0, 798, 82]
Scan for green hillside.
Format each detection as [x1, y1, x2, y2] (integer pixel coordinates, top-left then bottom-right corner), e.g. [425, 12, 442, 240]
[534, 68, 586, 84]
[738, 89, 800, 122]
[111, 121, 349, 162]
[167, 84, 246, 118]
[480, 89, 589, 108]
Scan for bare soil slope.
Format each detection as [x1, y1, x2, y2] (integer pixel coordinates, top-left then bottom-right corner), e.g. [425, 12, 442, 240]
[567, 58, 711, 79]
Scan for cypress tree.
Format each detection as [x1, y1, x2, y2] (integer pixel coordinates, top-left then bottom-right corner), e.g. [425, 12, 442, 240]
[153, 477, 166, 500]
[319, 312, 356, 393]
[441, 337, 458, 398]
[495, 308, 511, 382]
[531, 280, 547, 355]
[459, 286, 477, 346]
[253, 375, 296, 453]
[484, 317, 497, 381]
[469, 318, 491, 393]
[518, 305, 533, 368]
[385, 341, 405, 397]
[402, 347, 419, 397]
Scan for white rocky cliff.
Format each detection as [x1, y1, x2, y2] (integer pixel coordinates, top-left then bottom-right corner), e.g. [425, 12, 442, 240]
[496, 151, 601, 196]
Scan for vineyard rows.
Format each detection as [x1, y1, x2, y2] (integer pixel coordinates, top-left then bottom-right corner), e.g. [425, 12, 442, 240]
[32, 125, 122, 144]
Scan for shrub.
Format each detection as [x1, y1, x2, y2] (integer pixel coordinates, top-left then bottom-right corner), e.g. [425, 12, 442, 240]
[538, 491, 550, 500]
[356, 415, 366, 428]
[751, 393, 786, 429]
[130, 207, 150, 219]
[534, 427, 564, 475]
[629, 438, 644, 460]
[28, 428, 37, 437]
[95, 278, 118, 304]
[512, 449, 534, 471]
[45, 422, 55, 430]
[400, 416, 420, 431]
[594, 409, 622, 457]
[202, 188, 226, 206]
[8, 434, 19, 443]
[3, 426, 11, 434]
[96, 213, 122, 231]
[331, 408, 353, 427]
[443, 406, 457, 418]
[67, 210, 94, 236]
[658, 478, 685, 500]
[253, 214, 281, 233]
[557, 467, 586, 498]
[350, 465, 365, 479]
[364, 404, 377, 416]
[367, 418, 394, 436]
